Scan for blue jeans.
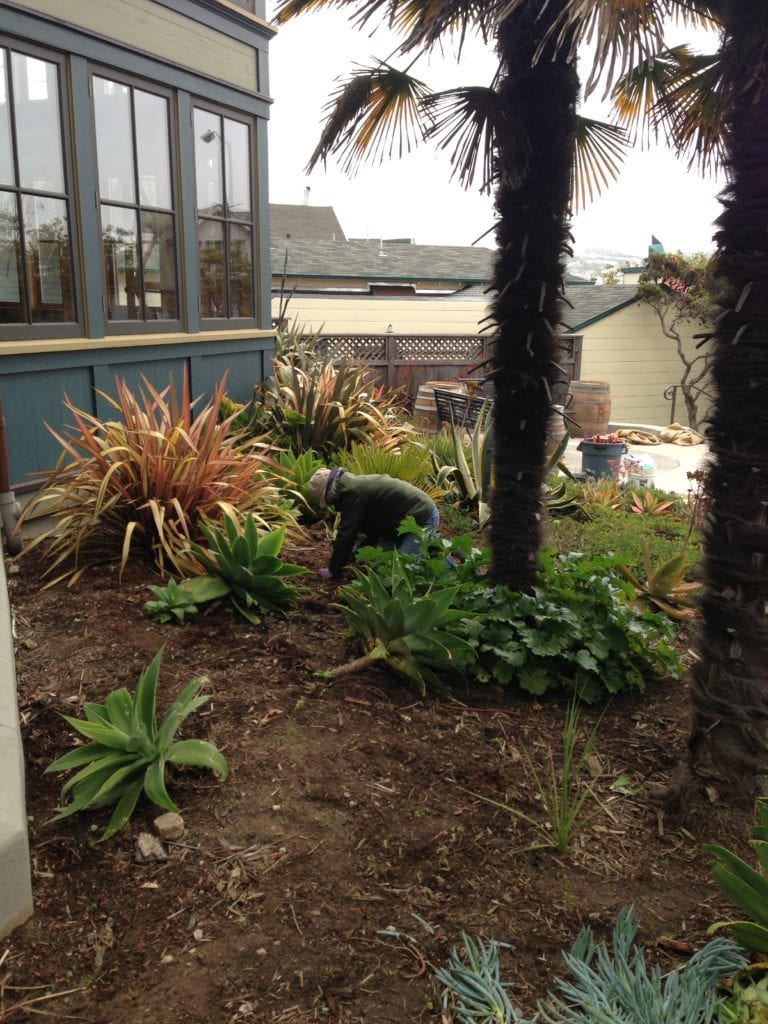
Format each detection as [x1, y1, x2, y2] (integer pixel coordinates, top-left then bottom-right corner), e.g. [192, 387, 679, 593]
[378, 505, 440, 557]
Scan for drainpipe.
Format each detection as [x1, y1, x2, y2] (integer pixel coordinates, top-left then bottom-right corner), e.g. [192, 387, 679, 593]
[0, 394, 21, 555]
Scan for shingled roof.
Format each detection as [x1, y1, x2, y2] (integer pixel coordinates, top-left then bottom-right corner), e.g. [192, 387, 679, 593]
[270, 238, 495, 286]
[270, 204, 347, 241]
[561, 284, 639, 330]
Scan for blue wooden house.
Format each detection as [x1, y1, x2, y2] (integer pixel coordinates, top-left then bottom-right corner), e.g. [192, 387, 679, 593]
[0, 0, 276, 489]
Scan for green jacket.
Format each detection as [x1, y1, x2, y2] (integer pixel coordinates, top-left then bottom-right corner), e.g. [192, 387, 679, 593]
[328, 472, 435, 575]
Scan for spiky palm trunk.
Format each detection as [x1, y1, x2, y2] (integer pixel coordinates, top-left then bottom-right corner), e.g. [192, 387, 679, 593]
[489, 2, 579, 589]
[672, 2, 768, 800]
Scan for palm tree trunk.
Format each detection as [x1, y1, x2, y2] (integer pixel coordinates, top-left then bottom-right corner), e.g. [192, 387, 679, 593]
[670, 3, 768, 802]
[488, 2, 579, 589]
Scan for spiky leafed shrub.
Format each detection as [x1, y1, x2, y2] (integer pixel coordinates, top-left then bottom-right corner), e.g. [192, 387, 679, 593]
[17, 375, 292, 583]
[248, 330, 413, 457]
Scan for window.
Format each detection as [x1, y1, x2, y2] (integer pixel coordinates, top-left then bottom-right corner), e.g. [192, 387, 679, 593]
[194, 108, 255, 321]
[93, 76, 179, 325]
[0, 46, 76, 328]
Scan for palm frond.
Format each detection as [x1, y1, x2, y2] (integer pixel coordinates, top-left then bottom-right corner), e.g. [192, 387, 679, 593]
[613, 45, 725, 172]
[424, 84, 528, 193]
[572, 116, 628, 210]
[306, 61, 433, 174]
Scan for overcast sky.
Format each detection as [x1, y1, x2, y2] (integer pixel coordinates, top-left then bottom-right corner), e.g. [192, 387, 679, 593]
[265, 8, 725, 259]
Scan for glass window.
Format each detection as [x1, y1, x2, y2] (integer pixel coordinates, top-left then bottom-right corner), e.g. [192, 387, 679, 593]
[0, 46, 76, 327]
[194, 108, 255, 321]
[93, 76, 178, 324]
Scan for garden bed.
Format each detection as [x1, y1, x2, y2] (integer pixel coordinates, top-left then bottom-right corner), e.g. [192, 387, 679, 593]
[3, 535, 753, 1024]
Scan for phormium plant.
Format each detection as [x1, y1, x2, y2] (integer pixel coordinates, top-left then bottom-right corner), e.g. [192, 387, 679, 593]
[17, 374, 289, 584]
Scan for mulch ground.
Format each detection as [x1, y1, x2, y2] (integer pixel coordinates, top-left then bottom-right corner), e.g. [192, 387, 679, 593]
[2, 532, 756, 1023]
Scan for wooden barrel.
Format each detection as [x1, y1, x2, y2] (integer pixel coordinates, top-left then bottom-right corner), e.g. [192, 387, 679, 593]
[414, 380, 464, 433]
[567, 380, 611, 438]
[545, 404, 567, 460]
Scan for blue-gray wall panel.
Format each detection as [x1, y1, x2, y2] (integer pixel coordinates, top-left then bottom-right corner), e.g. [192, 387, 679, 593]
[2, 367, 94, 487]
[0, 337, 274, 487]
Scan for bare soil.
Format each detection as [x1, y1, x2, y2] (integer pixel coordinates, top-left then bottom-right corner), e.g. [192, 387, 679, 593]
[3, 531, 755, 1023]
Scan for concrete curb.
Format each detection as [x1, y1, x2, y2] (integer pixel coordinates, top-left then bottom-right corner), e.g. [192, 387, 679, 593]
[0, 553, 33, 938]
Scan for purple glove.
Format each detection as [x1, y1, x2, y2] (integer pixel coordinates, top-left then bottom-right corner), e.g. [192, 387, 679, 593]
[319, 567, 332, 580]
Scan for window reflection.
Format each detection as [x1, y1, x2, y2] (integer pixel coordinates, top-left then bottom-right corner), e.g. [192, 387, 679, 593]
[1, 45, 76, 330]
[22, 195, 74, 322]
[94, 77, 178, 324]
[0, 190, 22, 320]
[13, 53, 64, 193]
[194, 108, 254, 320]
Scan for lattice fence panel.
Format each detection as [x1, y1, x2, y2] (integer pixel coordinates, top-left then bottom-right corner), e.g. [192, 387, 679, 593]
[395, 335, 486, 361]
[319, 336, 388, 361]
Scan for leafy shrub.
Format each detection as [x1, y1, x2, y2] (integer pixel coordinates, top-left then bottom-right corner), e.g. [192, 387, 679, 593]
[181, 513, 307, 625]
[438, 908, 744, 1024]
[46, 648, 228, 841]
[17, 375, 290, 583]
[271, 449, 326, 517]
[461, 550, 683, 703]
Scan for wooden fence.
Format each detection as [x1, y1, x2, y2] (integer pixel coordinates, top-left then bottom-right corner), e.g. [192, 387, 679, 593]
[317, 332, 583, 405]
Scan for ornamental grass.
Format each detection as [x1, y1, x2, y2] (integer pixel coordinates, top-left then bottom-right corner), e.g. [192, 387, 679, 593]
[17, 375, 292, 584]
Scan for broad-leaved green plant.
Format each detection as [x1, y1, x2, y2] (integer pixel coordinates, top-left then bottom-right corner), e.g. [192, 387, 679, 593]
[46, 648, 228, 841]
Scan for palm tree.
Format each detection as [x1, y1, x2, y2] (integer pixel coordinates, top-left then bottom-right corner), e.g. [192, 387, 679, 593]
[273, 0, 624, 591]
[562, 0, 768, 798]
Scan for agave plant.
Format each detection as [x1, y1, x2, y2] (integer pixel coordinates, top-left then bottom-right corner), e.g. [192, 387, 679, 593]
[182, 512, 307, 624]
[436, 403, 494, 529]
[145, 578, 200, 625]
[629, 489, 676, 516]
[271, 448, 327, 515]
[325, 559, 475, 694]
[618, 539, 702, 621]
[16, 374, 290, 584]
[46, 648, 228, 842]
[706, 800, 768, 956]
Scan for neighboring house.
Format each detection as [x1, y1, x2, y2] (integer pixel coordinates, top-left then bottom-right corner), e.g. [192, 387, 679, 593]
[0, 0, 276, 488]
[270, 226, 705, 427]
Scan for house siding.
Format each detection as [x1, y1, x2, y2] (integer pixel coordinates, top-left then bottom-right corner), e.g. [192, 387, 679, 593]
[9, 0, 260, 93]
[275, 293, 710, 428]
[0, 1, 275, 487]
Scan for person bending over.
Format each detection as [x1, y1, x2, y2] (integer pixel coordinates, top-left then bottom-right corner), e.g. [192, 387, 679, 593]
[307, 468, 439, 579]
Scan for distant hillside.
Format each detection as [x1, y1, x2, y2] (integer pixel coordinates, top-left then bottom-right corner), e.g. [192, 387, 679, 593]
[567, 248, 644, 281]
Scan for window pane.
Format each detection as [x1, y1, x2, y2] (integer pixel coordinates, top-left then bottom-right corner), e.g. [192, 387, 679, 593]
[198, 219, 225, 317]
[141, 211, 177, 320]
[0, 190, 22, 321]
[229, 224, 253, 317]
[135, 90, 171, 209]
[13, 53, 64, 193]
[102, 204, 139, 320]
[224, 118, 251, 220]
[0, 51, 13, 187]
[195, 109, 223, 214]
[22, 195, 74, 322]
[94, 77, 135, 203]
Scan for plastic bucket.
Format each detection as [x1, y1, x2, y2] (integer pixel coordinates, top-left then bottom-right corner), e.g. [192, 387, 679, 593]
[623, 455, 656, 490]
[577, 439, 627, 479]
[567, 381, 611, 438]
[414, 380, 464, 433]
